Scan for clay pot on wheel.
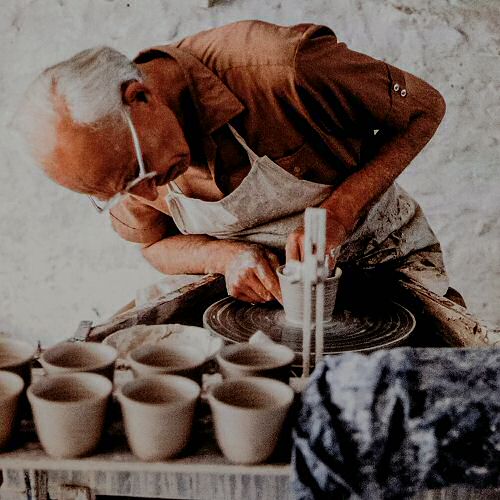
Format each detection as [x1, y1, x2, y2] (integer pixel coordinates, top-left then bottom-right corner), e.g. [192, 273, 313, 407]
[277, 265, 342, 326]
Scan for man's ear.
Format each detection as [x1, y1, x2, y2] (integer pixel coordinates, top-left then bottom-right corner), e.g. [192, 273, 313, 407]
[121, 80, 151, 106]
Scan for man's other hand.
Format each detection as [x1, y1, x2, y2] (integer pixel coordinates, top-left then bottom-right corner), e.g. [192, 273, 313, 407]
[223, 243, 282, 304]
[286, 213, 348, 270]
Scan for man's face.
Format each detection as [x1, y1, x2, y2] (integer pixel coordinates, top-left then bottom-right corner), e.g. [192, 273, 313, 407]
[43, 92, 191, 202]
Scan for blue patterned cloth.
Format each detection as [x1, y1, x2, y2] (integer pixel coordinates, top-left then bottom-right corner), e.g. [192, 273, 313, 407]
[292, 347, 500, 499]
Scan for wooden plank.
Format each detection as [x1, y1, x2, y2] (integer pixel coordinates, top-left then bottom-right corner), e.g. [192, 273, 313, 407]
[395, 277, 491, 347]
[87, 274, 226, 342]
[41, 469, 290, 500]
[0, 453, 290, 475]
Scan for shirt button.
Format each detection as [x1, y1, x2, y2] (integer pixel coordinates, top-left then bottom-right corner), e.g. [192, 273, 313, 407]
[393, 83, 400, 92]
[293, 166, 302, 175]
[400, 89, 407, 97]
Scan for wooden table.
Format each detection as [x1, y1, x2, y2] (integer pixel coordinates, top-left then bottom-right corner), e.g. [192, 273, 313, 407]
[0, 433, 291, 500]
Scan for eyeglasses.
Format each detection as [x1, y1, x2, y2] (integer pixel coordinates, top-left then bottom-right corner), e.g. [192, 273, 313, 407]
[88, 111, 158, 213]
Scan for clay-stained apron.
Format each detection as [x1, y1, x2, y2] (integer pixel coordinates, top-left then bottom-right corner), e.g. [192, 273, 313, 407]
[165, 125, 449, 294]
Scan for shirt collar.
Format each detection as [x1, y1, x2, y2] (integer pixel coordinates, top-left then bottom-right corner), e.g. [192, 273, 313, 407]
[134, 45, 244, 135]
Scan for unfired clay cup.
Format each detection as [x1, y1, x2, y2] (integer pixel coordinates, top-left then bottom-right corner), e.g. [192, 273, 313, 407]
[277, 265, 342, 326]
[0, 371, 24, 449]
[117, 375, 200, 461]
[0, 338, 36, 387]
[27, 373, 112, 458]
[40, 341, 118, 380]
[208, 376, 294, 464]
[217, 343, 295, 382]
[127, 344, 206, 383]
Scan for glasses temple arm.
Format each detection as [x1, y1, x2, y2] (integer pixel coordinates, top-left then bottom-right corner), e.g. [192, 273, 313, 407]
[122, 111, 147, 177]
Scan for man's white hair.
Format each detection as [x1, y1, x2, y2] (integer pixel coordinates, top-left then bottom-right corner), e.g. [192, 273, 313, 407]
[13, 46, 142, 160]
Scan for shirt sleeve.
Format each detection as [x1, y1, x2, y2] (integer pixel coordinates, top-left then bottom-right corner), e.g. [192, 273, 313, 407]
[294, 25, 411, 135]
[109, 195, 170, 245]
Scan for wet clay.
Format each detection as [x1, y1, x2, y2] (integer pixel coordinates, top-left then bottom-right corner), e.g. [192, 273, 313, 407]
[277, 265, 342, 326]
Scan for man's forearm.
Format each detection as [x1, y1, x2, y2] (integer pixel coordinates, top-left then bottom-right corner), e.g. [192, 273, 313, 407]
[322, 73, 446, 234]
[141, 234, 236, 275]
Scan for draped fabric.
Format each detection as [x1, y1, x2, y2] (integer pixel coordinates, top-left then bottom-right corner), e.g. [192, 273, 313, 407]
[292, 347, 500, 499]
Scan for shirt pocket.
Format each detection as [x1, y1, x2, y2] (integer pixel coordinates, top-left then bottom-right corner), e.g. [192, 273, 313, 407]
[275, 142, 342, 186]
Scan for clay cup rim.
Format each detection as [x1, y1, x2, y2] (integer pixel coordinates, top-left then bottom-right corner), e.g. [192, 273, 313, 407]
[0, 370, 25, 401]
[209, 376, 294, 412]
[0, 338, 36, 370]
[40, 342, 118, 373]
[217, 343, 295, 371]
[127, 343, 207, 373]
[118, 374, 200, 408]
[277, 264, 342, 282]
[27, 372, 112, 406]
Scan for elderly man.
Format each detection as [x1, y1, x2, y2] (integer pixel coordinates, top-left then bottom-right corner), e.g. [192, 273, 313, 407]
[16, 20, 455, 304]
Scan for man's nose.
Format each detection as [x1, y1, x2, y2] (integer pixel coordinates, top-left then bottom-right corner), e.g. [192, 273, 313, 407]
[129, 177, 158, 201]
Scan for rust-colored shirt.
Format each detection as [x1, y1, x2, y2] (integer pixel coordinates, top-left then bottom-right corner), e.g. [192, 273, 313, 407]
[111, 20, 411, 244]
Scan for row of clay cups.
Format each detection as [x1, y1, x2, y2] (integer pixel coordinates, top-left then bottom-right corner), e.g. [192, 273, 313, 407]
[27, 370, 294, 464]
[124, 339, 297, 464]
[1, 332, 297, 387]
[38, 340, 296, 463]
[119, 373, 295, 464]
[126, 342, 296, 463]
[1, 337, 296, 463]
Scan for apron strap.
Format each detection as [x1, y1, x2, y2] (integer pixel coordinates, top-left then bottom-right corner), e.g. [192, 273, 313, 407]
[166, 181, 182, 194]
[227, 124, 259, 164]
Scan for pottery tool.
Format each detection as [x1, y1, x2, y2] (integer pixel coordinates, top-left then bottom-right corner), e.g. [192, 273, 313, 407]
[301, 208, 328, 376]
[280, 208, 330, 376]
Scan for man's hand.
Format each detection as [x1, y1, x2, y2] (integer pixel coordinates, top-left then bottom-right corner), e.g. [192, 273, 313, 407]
[285, 212, 347, 270]
[223, 243, 282, 303]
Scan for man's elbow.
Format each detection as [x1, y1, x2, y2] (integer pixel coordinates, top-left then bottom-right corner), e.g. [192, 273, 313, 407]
[406, 72, 446, 129]
[416, 87, 446, 139]
[141, 238, 162, 257]
[432, 89, 446, 125]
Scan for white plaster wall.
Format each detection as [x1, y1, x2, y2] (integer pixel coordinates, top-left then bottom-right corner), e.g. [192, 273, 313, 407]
[0, 0, 498, 345]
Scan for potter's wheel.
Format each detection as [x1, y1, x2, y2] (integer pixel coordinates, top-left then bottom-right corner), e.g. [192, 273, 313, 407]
[203, 297, 415, 356]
